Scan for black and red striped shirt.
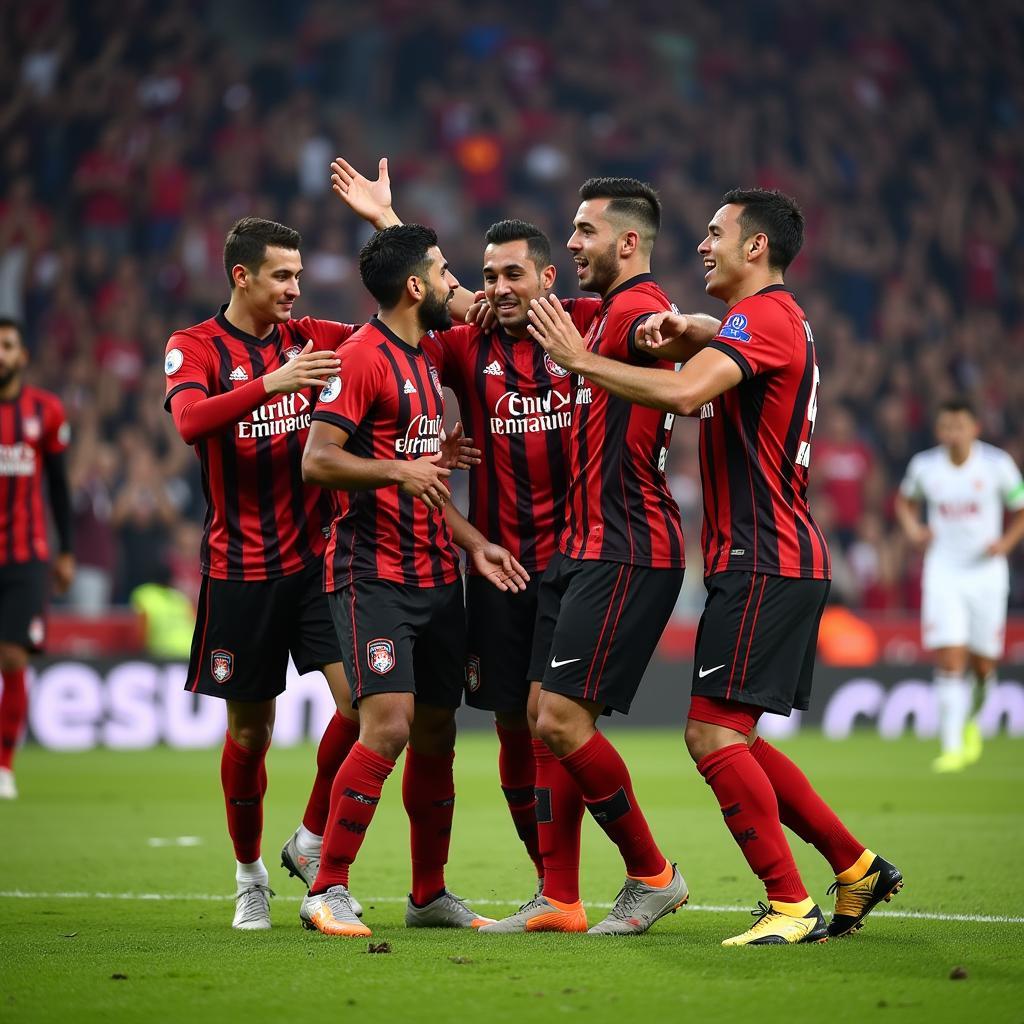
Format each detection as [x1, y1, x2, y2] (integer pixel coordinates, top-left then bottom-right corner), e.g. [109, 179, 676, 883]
[561, 275, 685, 568]
[423, 297, 601, 576]
[314, 317, 460, 590]
[699, 285, 830, 580]
[0, 386, 70, 566]
[164, 308, 356, 581]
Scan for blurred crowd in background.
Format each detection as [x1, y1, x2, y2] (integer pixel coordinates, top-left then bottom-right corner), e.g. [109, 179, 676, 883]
[2, 0, 1022, 617]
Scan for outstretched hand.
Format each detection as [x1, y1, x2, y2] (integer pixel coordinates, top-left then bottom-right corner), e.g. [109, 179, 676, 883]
[330, 156, 399, 228]
[527, 295, 587, 371]
[439, 421, 481, 471]
[470, 543, 530, 593]
[634, 311, 691, 353]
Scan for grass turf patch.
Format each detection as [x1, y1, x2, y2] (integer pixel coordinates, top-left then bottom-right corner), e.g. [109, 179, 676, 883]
[1, 731, 1021, 1023]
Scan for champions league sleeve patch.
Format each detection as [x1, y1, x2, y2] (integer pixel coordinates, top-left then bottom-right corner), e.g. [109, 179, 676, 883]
[718, 313, 752, 343]
[165, 348, 184, 375]
[319, 375, 342, 403]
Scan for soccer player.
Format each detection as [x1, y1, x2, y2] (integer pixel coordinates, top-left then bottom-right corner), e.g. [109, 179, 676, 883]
[0, 317, 74, 799]
[482, 178, 689, 936]
[895, 399, 1024, 772]
[164, 217, 358, 930]
[527, 188, 903, 944]
[328, 155, 602, 897]
[299, 224, 527, 938]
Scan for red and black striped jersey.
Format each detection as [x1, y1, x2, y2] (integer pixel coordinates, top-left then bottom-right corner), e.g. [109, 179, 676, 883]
[423, 297, 601, 575]
[561, 275, 685, 568]
[0, 386, 70, 566]
[699, 285, 830, 580]
[314, 316, 460, 591]
[164, 307, 357, 581]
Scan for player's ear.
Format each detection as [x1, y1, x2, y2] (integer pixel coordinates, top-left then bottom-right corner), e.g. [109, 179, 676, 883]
[232, 263, 248, 290]
[620, 230, 639, 258]
[406, 274, 424, 303]
[748, 233, 769, 262]
[541, 264, 556, 291]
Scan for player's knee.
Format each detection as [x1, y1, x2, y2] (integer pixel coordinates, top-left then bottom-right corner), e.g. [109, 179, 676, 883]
[684, 719, 715, 762]
[536, 708, 582, 757]
[362, 716, 412, 761]
[231, 722, 272, 750]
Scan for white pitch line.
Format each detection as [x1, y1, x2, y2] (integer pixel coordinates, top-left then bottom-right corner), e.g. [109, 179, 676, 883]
[0, 891, 1021, 924]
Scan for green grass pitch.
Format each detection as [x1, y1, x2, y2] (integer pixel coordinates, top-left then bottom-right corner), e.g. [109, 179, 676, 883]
[1, 730, 1021, 1023]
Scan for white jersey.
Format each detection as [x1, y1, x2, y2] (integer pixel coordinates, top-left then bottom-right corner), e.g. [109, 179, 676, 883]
[900, 442, 1024, 570]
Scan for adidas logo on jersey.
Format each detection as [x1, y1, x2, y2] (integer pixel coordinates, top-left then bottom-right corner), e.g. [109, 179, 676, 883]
[483, 360, 504, 376]
[229, 365, 249, 382]
[403, 378, 417, 395]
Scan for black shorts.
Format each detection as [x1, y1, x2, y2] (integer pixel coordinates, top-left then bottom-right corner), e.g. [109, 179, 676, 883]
[186, 562, 341, 702]
[329, 578, 465, 709]
[465, 574, 540, 713]
[691, 571, 830, 716]
[529, 553, 684, 716]
[0, 561, 48, 652]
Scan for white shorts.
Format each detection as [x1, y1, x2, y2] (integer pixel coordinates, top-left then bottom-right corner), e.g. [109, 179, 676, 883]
[921, 560, 1008, 659]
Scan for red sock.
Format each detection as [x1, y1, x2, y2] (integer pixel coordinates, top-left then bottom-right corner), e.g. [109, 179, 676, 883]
[496, 723, 543, 877]
[0, 669, 28, 771]
[302, 713, 360, 836]
[750, 737, 865, 874]
[313, 741, 394, 892]
[403, 747, 456, 905]
[696, 743, 807, 904]
[560, 732, 665, 879]
[534, 738, 584, 903]
[220, 732, 269, 863]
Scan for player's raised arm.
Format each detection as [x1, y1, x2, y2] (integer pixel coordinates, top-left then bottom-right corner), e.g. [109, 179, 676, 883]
[302, 419, 452, 511]
[528, 294, 742, 415]
[330, 154, 482, 323]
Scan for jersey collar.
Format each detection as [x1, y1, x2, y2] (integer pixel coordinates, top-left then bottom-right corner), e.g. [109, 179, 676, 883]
[601, 273, 656, 307]
[370, 315, 424, 356]
[755, 284, 792, 296]
[215, 305, 281, 348]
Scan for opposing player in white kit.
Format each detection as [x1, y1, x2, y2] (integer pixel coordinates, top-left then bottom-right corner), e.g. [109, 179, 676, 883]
[895, 399, 1024, 772]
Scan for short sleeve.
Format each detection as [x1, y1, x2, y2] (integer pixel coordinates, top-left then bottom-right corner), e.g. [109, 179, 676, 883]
[899, 454, 924, 500]
[42, 394, 71, 454]
[291, 316, 359, 352]
[707, 296, 796, 379]
[998, 451, 1024, 510]
[311, 343, 386, 437]
[164, 331, 215, 408]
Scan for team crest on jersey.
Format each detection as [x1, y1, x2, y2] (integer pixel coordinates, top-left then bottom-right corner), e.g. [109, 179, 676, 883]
[284, 345, 302, 362]
[165, 348, 184, 376]
[22, 416, 40, 441]
[319, 375, 341, 403]
[544, 353, 570, 378]
[719, 313, 751, 343]
[429, 366, 443, 396]
[28, 616, 45, 647]
[466, 655, 481, 693]
[211, 649, 234, 684]
[368, 638, 395, 675]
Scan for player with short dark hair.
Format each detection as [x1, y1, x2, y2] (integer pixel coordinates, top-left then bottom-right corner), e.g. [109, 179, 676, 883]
[327, 157, 603, 898]
[164, 216, 360, 930]
[482, 177, 693, 936]
[299, 223, 527, 938]
[528, 186, 903, 945]
[0, 317, 74, 800]
[895, 399, 1024, 772]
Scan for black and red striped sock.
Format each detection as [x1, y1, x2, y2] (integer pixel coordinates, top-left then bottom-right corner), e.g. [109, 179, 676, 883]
[750, 737, 864, 875]
[496, 723, 543, 878]
[302, 712, 360, 836]
[697, 743, 808, 904]
[0, 669, 28, 771]
[220, 731, 269, 863]
[313, 742, 394, 892]
[560, 732, 665, 879]
[403, 747, 456, 905]
[534, 738, 585, 904]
